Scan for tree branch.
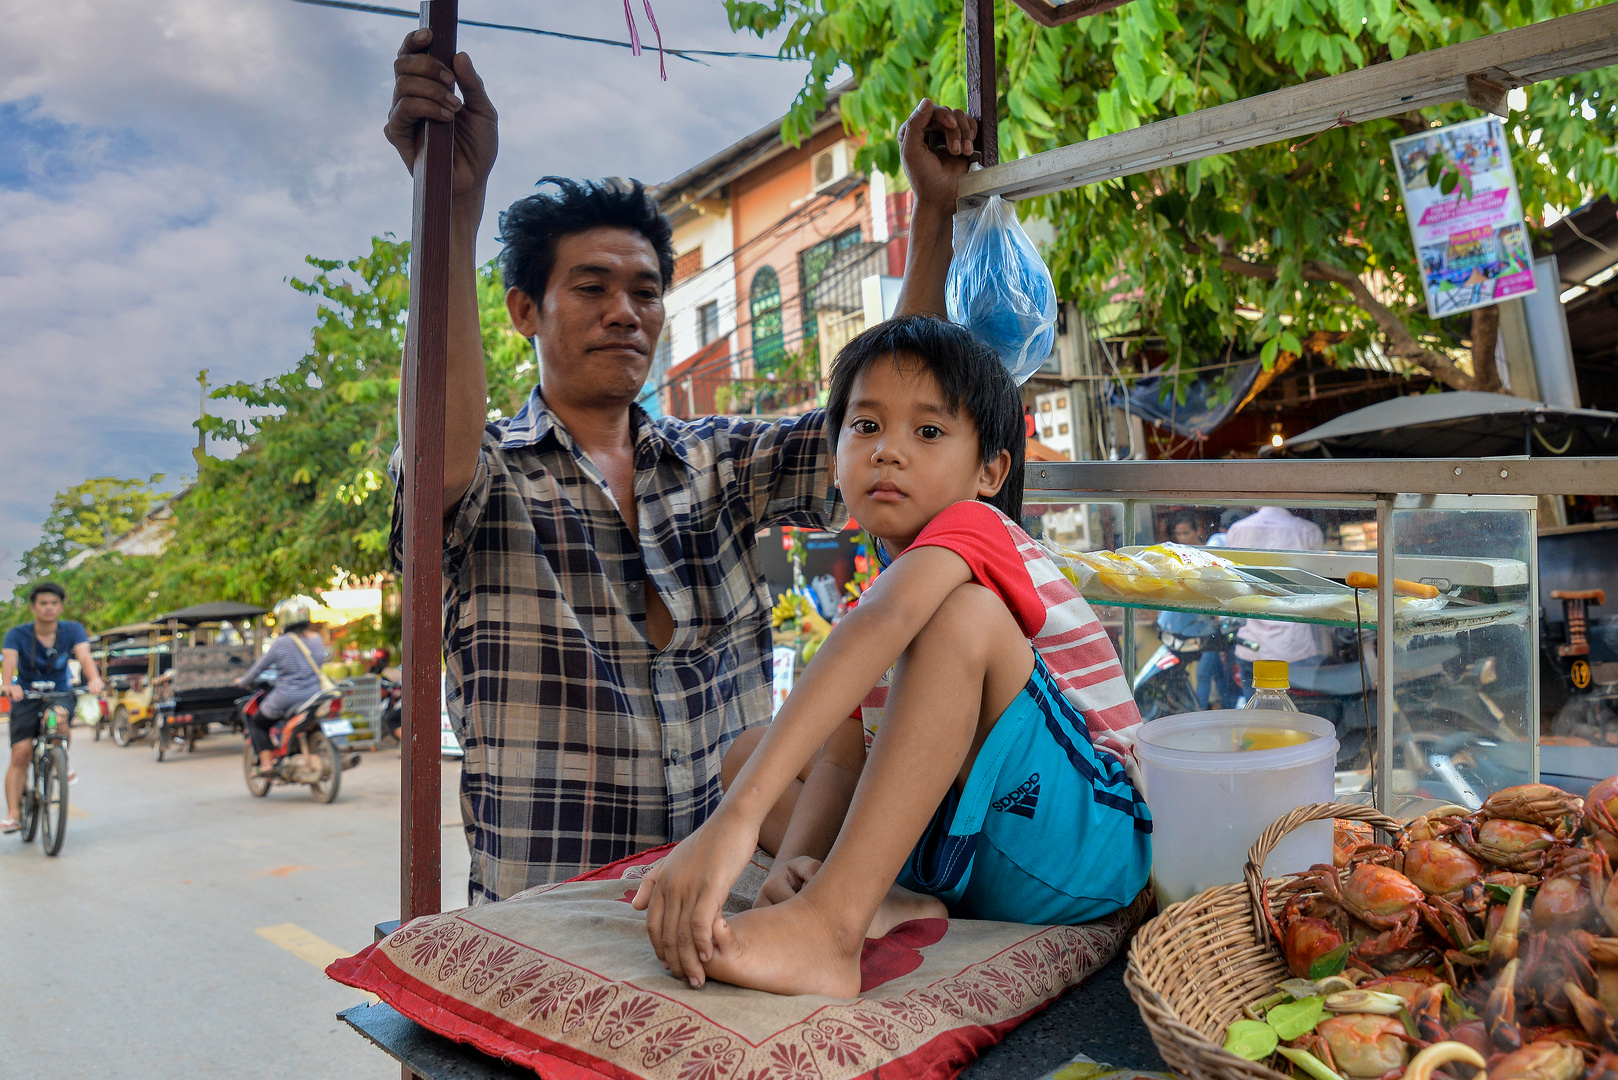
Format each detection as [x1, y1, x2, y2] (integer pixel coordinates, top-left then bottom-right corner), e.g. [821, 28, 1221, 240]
[1179, 231, 1482, 390]
[1300, 260, 1480, 391]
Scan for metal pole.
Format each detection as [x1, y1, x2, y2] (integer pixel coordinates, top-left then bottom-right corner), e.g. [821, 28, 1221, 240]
[401, 0, 455, 932]
[963, 0, 999, 166]
[1375, 498, 1396, 813]
[1527, 509, 1540, 782]
[1120, 498, 1135, 681]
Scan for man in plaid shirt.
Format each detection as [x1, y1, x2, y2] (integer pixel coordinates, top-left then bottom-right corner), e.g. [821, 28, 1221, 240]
[385, 32, 846, 902]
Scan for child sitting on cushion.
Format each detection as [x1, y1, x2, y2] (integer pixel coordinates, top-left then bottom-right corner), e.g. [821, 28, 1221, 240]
[632, 313, 1151, 997]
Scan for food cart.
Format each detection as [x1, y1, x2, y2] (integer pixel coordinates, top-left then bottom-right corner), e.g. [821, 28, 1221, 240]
[149, 601, 268, 761]
[343, 1, 1618, 1076]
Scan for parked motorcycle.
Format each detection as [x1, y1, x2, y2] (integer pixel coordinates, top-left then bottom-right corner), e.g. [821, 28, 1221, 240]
[1132, 625, 1240, 720]
[377, 676, 402, 745]
[237, 680, 360, 803]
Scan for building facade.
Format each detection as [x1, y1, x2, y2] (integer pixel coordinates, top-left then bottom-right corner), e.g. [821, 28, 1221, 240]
[650, 90, 909, 419]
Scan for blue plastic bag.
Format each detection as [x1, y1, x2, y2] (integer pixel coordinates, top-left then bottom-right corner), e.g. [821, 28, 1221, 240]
[946, 194, 1058, 385]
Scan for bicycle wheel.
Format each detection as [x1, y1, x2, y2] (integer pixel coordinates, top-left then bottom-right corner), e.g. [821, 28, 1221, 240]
[154, 719, 168, 762]
[112, 706, 131, 746]
[20, 757, 39, 843]
[40, 745, 68, 856]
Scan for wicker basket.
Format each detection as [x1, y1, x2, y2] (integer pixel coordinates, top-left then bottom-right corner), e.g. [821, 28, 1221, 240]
[1123, 802, 1404, 1080]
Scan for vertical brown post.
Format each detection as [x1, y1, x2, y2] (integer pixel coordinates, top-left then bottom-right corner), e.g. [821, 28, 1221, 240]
[401, 0, 455, 928]
[963, 0, 999, 166]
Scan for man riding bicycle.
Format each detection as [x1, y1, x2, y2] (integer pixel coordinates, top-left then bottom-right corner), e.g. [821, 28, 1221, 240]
[3, 582, 102, 833]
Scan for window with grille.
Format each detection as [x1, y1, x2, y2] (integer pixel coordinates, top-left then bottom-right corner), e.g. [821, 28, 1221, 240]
[749, 266, 784, 374]
[697, 301, 720, 348]
[797, 227, 864, 340]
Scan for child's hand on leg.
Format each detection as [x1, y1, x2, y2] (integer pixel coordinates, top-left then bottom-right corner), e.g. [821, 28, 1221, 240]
[631, 814, 758, 986]
[754, 855, 822, 909]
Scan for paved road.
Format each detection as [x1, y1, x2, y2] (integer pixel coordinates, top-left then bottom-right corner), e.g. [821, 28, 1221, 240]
[0, 717, 469, 1078]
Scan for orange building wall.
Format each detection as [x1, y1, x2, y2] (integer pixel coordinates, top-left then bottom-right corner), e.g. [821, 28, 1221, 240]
[730, 125, 870, 376]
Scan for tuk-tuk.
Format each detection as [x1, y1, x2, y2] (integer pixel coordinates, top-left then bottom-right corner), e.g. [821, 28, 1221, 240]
[149, 601, 268, 761]
[91, 622, 170, 745]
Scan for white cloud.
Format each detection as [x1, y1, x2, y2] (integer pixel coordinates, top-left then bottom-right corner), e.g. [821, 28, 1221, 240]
[0, 0, 813, 582]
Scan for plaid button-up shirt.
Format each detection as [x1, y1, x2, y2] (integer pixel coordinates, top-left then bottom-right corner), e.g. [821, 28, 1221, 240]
[391, 389, 842, 903]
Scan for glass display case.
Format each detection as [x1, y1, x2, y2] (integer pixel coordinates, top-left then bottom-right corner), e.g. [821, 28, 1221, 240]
[1019, 458, 1587, 817]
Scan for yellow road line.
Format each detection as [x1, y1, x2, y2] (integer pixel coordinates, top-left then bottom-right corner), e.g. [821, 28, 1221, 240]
[255, 923, 377, 1002]
[68, 804, 89, 818]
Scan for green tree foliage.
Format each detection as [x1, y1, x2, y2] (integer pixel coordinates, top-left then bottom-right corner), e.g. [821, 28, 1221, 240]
[728, 0, 1618, 390]
[18, 475, 166, 581]
[4, 238, 534, 634]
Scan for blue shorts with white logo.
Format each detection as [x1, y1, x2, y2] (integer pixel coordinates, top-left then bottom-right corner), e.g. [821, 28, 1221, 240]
[895, 655, 1153, 925]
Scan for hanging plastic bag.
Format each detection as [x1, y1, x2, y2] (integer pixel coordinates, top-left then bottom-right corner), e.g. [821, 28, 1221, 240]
[945, 194, 1058, 384]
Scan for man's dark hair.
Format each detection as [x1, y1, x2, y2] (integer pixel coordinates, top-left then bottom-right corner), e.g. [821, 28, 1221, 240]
[28, 582, 65, 604]
[497, 177, 675, 304]
[825, 314, 1025, 518]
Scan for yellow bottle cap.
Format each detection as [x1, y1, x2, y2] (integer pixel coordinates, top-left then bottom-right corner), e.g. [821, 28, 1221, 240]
[1252, 660, 1290, 690]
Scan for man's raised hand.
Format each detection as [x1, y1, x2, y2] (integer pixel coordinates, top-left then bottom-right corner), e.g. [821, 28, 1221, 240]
[384, 28, 498, 202]
[898, 100, 978, 212]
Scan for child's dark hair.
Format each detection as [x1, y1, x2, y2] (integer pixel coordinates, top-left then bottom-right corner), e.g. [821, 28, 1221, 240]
[825, 314, 1024, 518]
[497, 177, 675, 303]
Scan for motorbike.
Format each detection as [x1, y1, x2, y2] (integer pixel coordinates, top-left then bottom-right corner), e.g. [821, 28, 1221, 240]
[1132, 624, 1240, 720]
[237, 678, 360, 803]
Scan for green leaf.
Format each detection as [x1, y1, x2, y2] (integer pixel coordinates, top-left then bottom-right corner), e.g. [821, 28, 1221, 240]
[1115, 50, 1148, 101]
[1280, 330, 1303, 355]
[1308, 942, 1351, 980]
[1223, 1020, 1280, 1061]
[1483, 882, 1521, 903]
[1266, 996, 1328, 1041]
[1335, 0, 1364, 34]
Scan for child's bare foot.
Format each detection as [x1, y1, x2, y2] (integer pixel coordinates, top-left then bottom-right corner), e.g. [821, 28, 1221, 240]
[865, 884, 947, 938]
[702, 898, 862, 997]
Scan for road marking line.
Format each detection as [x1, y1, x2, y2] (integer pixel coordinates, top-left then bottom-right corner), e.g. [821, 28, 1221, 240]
[255, 923, 377, 1002]
[68, 804, 89, 818]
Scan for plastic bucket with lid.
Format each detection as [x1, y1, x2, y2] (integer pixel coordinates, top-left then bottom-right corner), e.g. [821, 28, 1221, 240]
[1135, 710, 1338, 906]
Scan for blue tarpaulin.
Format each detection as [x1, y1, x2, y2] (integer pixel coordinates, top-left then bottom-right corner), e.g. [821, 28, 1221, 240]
[1104, 355, 1265, 439]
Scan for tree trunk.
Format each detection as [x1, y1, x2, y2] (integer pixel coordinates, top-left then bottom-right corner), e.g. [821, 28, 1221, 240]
[1469, 305, 1502, 393]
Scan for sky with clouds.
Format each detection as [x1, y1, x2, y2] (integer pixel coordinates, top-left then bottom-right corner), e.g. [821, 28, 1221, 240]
[0, 0, 816, 584]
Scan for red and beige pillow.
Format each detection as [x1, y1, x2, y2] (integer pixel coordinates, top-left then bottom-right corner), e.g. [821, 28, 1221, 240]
[329, 845, 1150, 1080]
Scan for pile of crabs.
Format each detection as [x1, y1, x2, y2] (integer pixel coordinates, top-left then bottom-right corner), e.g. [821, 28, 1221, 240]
[1222, 780, 1618, 1080]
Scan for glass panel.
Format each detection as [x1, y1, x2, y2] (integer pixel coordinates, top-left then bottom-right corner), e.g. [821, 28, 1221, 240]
[1386, 505, 1534, 809]
[1023, 496, 1535, 810]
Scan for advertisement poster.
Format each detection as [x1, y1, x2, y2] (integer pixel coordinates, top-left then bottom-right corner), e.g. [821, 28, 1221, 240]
[1391, 116, 1536, 318]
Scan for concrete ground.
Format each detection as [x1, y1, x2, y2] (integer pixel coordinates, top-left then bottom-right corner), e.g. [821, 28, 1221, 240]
[0, 716, 468, 1078]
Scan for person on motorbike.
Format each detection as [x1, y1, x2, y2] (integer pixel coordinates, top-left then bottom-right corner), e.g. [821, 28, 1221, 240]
[235, 620, 327, 776]
[1158, 514, 1241, 710]
[2, 582, 103, 832]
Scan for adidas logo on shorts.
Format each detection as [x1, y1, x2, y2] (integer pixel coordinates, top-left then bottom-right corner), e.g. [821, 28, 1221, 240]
[990, 773, 1040, 819]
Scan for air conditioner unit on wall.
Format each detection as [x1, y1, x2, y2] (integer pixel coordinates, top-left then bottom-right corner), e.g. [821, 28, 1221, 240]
[811, 141, 851, 193]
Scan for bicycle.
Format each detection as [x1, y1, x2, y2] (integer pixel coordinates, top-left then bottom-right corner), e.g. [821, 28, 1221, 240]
[16, 684, 73, 856]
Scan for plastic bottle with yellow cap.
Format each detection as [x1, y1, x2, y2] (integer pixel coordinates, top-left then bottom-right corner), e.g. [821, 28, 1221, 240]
[1244, 660, 1299, 712]
[1239, 660, 1308, 749]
